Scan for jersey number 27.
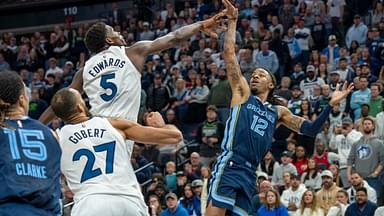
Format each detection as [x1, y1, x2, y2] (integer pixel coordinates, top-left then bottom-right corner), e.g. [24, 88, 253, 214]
[72, 141, 116, 183]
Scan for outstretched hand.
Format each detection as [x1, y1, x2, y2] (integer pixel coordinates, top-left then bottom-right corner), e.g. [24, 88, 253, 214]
[222, 0, 238, 20]
[329, 81, 354, 107]
[201, 11, 226, 39]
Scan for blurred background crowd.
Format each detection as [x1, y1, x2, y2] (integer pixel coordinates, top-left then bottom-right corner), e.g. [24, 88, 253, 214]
[1, 0, 384, 215]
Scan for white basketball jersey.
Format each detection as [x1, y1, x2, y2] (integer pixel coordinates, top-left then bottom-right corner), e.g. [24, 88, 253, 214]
[57, 117, 144, 205]
[83, 46, 141, 122]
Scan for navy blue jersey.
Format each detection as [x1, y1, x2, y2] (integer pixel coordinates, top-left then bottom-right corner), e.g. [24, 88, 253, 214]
[0, 117, 61, 215]
[222, 96, 278, 165]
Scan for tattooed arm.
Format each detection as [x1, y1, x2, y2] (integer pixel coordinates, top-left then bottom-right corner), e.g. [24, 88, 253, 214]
[278, 105, 331, 137]
[126, 12, 224, 73]
[222, 0, 250, 107]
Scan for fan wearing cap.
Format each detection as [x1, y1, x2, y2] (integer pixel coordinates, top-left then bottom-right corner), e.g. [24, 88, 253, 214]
[39, 9, 227, 124]
[206, 1, 353, 215]
[299, 65, 325, 99]
[346, 14, 368, 49]
[161, 193, 189, 216]
[316, 170, 341, 214]
[281, 173, 307, 214]
[322, 35, 340, 64]
[272, 151, 298, 190]
[329, 117, 362, 187]
[45, 57, 63, 79]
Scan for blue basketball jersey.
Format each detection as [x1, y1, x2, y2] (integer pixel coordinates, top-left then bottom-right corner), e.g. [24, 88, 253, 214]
[222, 96, 278, 165]
[0, 117, 61, 215]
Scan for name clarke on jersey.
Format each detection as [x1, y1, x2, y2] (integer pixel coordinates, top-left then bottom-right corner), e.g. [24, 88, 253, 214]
[88, 57, 126, 77]
[16, 162, 47, 179]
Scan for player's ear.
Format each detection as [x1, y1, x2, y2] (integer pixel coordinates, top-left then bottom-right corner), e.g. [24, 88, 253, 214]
[105, 37, 114, 45]
[76, 103, 85, 114]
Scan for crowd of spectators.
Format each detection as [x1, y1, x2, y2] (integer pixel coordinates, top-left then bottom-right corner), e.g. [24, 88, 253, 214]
[1, 0, 384, 215]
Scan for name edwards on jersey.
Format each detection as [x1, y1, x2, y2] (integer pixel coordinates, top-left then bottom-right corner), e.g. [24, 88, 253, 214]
[88, 57, 126, 77]
[68, 128, 106, 144]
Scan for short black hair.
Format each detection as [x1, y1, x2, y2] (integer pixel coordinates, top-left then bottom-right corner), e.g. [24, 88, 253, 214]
[85, 22, 107, 53]
[51, 88, 79, 122]
[356, 187, 367, 195]
[0, 71, 25, 127]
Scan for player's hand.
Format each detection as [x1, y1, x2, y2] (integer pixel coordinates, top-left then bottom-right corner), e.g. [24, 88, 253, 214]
[329, 81, 354, 107]
[222, 0, 238, 20]
[201, 10, 226, 39]
[146, 112, 165, 128]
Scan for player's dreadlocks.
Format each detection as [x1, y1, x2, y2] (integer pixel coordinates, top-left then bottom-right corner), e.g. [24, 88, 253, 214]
[85, 22, 107, 53]
[0, 71, 25, 128]
[259, 67, 284, 106]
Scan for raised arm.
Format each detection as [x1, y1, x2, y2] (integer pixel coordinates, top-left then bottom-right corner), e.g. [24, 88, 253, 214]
[279, 82, 353, 136]
[126, 12, 224, 72]
[39, 68, 84, 124]
[108, 117, 182, 145]
[222, 0, 250, 107]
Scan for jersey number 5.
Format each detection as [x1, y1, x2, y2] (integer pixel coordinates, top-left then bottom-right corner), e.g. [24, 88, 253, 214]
[251, 115, 268, 136]
[100, 73, 117, 102]
[72, 141, 116, 183]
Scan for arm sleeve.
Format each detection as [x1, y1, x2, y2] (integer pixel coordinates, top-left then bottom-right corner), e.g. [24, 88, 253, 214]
[299, 105, 332, 137]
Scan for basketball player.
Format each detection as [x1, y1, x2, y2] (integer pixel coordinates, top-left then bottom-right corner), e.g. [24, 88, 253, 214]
[0, 71, 61, 216]
[50, 88, 182, 216]
[39, 11, 225, 124]
[205, 1, 354, 215]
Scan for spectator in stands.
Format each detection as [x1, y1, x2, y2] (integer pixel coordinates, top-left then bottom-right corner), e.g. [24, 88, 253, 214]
[179, 183, 200, 216]
[207, 67, 231, 122]
[350, 77, 371, 121]
[200, 166, 210, 216]
[329, 163, 344, 189]
[329, 117, 363, 186]
[175, 171, 187, 198]
[375, 100, 384, 139]
[190, 152, 202, 180]
[196, 105, 224, 166]
[300, 65, 326, 99]
[347, 117, 384, 205]
[148, 194, 163, 216]
[368, 83, 383, 116]
[288, 85, 302, 115]
[147, 73, 172, 113]
[257, 151, 279, 180]
[255, 40, 279, 76]
[0, 52, 10, 71]
[28, 87, 48, 119]
[45, 57, 63, 79]
[296, 190, 324, 216]
[322, 35, 339, 67]
[251, 180, 273, 215]
[165, 161, 177, 193]
[346, 14, 369, 49]
[293, 146, 309, 175]
[161, 192, 188, 216]
[316, 170, 341, 214]
[301, 158, 322, 191]
[347, 172, 377, 204]
[275, 76, 292, 100]
[327, 190, 350, 216]
[345, 188, 377, 216]
[295, 17, 312, 67]
[281, 174, 307, 215]
[354, 104, 371, 131]
[313, 139, 330, 171]
[185, 74, 209, 123]
[272, 151, 298, 189]
[132, 145, 153, 184]
[256, 189, 289, 216]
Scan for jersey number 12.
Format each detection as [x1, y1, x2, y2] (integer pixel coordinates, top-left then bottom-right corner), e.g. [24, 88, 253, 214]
[250, 115, 268, 136]
[72, 141, 116, 183]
